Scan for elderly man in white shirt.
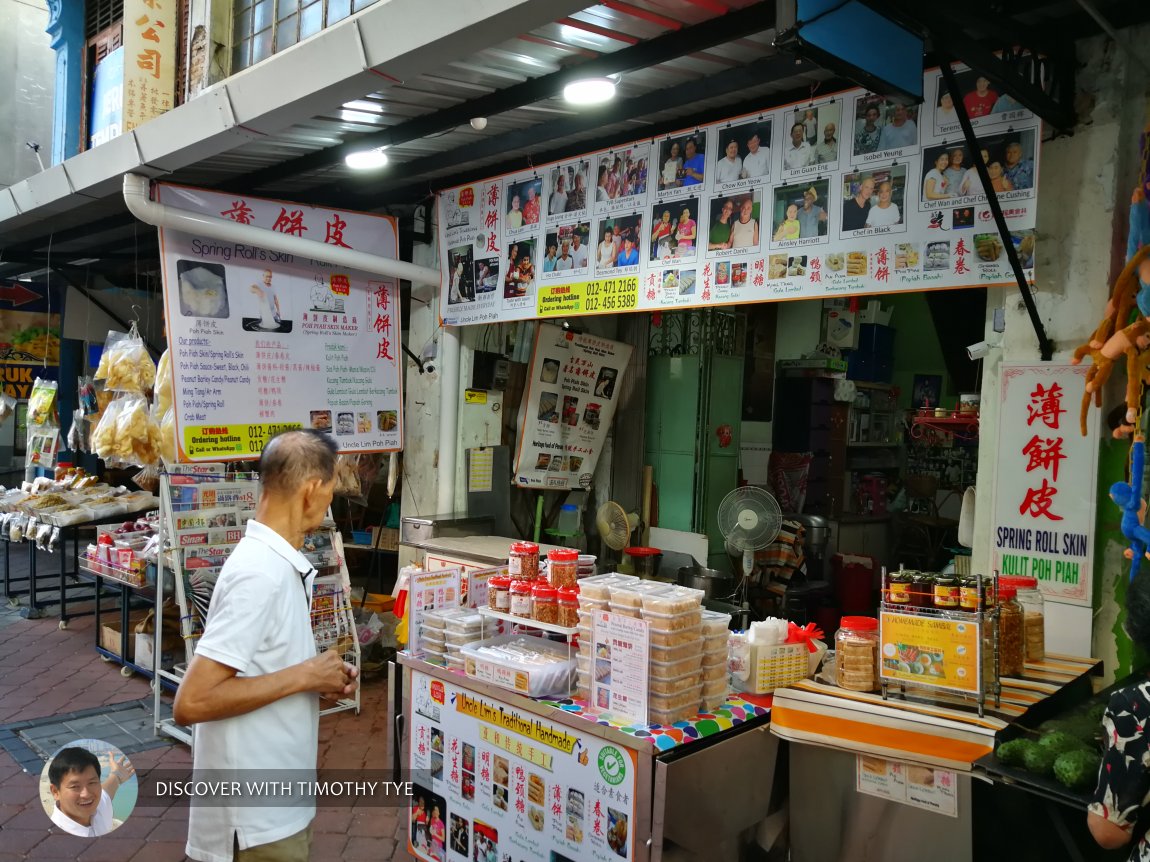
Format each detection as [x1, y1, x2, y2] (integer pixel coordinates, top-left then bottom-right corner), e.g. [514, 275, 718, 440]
[741, 132, 770, 178]
[48, 747, 134, 837]
[783, 122, 813, 171]
[176, 430, 358, 862]
[714, 139, 743, 185]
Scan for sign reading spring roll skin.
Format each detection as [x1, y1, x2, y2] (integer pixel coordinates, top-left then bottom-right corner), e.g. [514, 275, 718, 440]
[879, 611, 980, 695]
[514, 324, 633, 489]
[408, 669, 639, 862]
[154, 184, 402, 460]
[438, 63, 1041, 325]
[991, 364, 1098, 607]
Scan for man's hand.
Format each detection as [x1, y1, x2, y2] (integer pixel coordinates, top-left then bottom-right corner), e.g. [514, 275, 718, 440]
[302, 649, 359, 699]
[101, 751, 135, 800]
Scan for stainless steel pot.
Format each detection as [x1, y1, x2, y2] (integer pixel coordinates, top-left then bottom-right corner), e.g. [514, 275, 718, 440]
[677, 565, 735, 600]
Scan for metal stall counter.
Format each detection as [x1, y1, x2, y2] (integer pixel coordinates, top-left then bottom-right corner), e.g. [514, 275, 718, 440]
[770, 653, 1101, 862]
[391, 653, 778, 862]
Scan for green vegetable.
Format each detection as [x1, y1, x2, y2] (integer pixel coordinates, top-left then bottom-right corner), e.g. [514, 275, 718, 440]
[1085, 702, 1107, 723]
[996, 738, 1035, 766]
[1053, 750, 1102, 790]
[1023, 743, 1060, 776]
[1038, 731, 1088, 755]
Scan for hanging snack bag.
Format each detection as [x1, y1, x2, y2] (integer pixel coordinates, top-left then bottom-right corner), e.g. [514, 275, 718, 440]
[133, 464, 160, 492]
[68, 409, 88, 454]
[78, 376, 99, 415]
[159, 407, 177, 465]
[155, 349, 173, 415]
[333, 454, 363, 498]
[91, 396, 130, 465]
[28, 378, 58, 426]
[115, 395, 162, 466]
[0, 392, 16, 425]
[96, 326, 156, 393]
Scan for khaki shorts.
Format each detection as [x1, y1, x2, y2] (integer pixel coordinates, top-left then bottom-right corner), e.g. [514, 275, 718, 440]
[233, 825, 313, 862]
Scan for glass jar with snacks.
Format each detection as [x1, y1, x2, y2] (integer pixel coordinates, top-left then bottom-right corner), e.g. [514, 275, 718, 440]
[489, 575, 511, 611]
[509, 580, 533, 618]
[557, 587, 580, 628]
[886, 570, 913, 605]
[1002, 576, 1044, 661]
[835, 616, 879, 692]
[531, 583, 558, 624]
[959, 574, 983, 612]
[932, 574, 960, 611]
[910, 573, 934, 608]
[998, 586, 1025, 677]
[509, 541, 540, 581]
[548, 548, 579, 588]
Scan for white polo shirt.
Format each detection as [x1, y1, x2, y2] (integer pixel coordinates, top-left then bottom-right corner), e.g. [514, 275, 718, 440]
[186, 520, 318, 862]
[50, 789, 114, 836]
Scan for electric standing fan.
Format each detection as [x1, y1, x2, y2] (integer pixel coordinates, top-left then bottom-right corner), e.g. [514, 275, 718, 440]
[596, 500, 640, 566]
[717, 486, 783, 592]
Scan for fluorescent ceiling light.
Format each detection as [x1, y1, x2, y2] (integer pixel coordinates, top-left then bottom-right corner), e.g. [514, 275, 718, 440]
[344, 148, 389, 170]
[563, 76, 616, 105]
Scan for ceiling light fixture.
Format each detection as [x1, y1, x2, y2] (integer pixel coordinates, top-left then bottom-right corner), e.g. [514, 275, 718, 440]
[563, 76, 616, 105]
[344, 147, 389, 170]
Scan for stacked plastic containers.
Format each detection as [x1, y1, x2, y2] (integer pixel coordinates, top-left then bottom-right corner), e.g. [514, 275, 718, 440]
[422, 608, 486, 672]
[700, 609, 732, 711]
[574, 573, 638, 700]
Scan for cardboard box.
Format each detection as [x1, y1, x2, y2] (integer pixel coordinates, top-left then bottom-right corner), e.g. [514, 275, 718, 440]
[135, 631, 183, 671]
[99, 610, 151, 660]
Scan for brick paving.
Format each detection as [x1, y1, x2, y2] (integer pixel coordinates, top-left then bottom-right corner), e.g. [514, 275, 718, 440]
[0, 601, 416, 860]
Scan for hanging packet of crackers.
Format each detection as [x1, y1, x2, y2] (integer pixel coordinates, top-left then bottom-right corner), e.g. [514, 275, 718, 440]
[94, 325, 156, 393]
[27, 378, 59, 427]
[92, 393, 162, 467]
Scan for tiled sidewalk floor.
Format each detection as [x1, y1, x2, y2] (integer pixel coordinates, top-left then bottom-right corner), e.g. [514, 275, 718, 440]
[0, 595, 416, 861]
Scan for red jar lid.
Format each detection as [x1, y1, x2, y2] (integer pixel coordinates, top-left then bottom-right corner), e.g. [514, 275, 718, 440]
[624, 546, 661, 557]
[490, 575, 511, 589]
[557, 586, 580, 604]
[998, 586, 1017, 600]
[511, 541, 539, 554]
[548, 548, 579, 561]
[840, 616, 878, 631]
[532, 583, 558, 600]
[999, 576, 1038, 589]
[509, 579, 533, 593]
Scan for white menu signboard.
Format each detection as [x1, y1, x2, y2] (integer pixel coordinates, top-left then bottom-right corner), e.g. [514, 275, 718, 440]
[991, 364, 1099, 607]
[438, 64, 1040, 326]
[409, 669, 639, 861]
[514, 323, 633, 489]
[409, 568, 461, 659]
[156, 183, 403, 461]
[590, 611, 650, 724]
[856, 756, 957, 817]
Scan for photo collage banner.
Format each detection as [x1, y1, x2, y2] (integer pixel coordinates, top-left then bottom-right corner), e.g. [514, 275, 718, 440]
[437, 65, 1040, 326]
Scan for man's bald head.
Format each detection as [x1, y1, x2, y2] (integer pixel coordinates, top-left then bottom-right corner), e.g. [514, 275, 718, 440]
[258, 430, 338, 496]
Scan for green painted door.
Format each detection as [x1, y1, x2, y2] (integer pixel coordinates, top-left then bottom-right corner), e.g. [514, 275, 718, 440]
[702, 355, 744, 570]
[644, 355, 700, 531]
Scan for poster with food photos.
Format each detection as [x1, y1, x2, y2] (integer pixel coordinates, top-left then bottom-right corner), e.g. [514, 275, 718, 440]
[438, 64, 1040, 326]
[408, 669, 640, 862]
[155, 184, 403, 459]
[513, 324, 633, 490]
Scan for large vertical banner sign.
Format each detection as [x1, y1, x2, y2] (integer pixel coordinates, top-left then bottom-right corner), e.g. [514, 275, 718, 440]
[123, 0, 177, 132]
[409, 670, 639, 862]
[514, 324, 633, 489]
[90, 47, 124, 148]
[155, 184, 403, 461]
[991, 364, 1098, 606]
[0, 281, 64, 398]
[438, 64, 1041, 325]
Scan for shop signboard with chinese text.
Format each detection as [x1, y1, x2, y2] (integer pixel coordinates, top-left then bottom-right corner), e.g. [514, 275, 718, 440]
[408, 569, 461, 660]
[155, 184, 403, 460]
[514, 324, 632, 489]
[408, 669, 638, 861]
[991, 364, 1098, 606]
[879, 611, 980, 695]
[123, 0, 177, 132]
[438, 64, 1041, 326]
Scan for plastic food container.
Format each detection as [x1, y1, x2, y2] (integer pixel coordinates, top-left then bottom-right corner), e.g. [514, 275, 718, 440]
[510, 580, 534, 617]
[649, 681, 703, 714]
[648, 705, 698, 726]
[649, 670, 702, 696]
[577, 596, 609, 615]
[460, 634, 576, 698]
[650, 625, 702, 648]
[577, 573, 638, 602]
[489, 575, 511, 611]
[835, 616, 879, 692]
[701, 678, 729, 710]
[609, 581, 669, 608]
[650, 654, 704, 678]
[443, 628, 484, 647]
[607, 602, 642, 619]
[442, 611, 484, 633]
[645, 609, 703, 632]
[446, 654, 466, 672]
[641, 585, 704, 615]
[532, 583, 559, 624]
[704, 631, 728, 652]
[548, 548, 579, 588]
[421, 610, 451, 630]
[509, 541, 540, 581]
[422, 641, 445, 658]
[700, 610, 732, 636]
[701, 658, 727, 682]
[650, 639, 702, 664]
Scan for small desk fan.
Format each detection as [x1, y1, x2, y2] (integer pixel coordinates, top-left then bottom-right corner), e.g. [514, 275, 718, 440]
[596, 500, 640, 566]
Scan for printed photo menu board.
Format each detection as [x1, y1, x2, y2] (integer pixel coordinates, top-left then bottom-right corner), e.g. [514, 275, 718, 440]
[438, 64, 1040, 326]
[514, 324, 633, 489]
[408, 670, 639, 862]
[156, 184, 403, 460]
[990, 364, 1098, 607]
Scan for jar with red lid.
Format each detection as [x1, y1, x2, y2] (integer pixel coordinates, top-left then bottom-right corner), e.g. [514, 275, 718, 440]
[997, 586, 1024, 677]
[835, 616, 879, 692]
[557, 586, 579, 628]
[509, 580, 533, 617]
[548, 548, 579, 588]
[489, 575, 511, 611]
[1001, 576, 1044, 661]
[532, 583, 558, 624]
[509, 542, 540, 581]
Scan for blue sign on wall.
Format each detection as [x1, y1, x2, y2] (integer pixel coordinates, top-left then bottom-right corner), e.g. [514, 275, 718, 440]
[90, 46, 124, 149]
